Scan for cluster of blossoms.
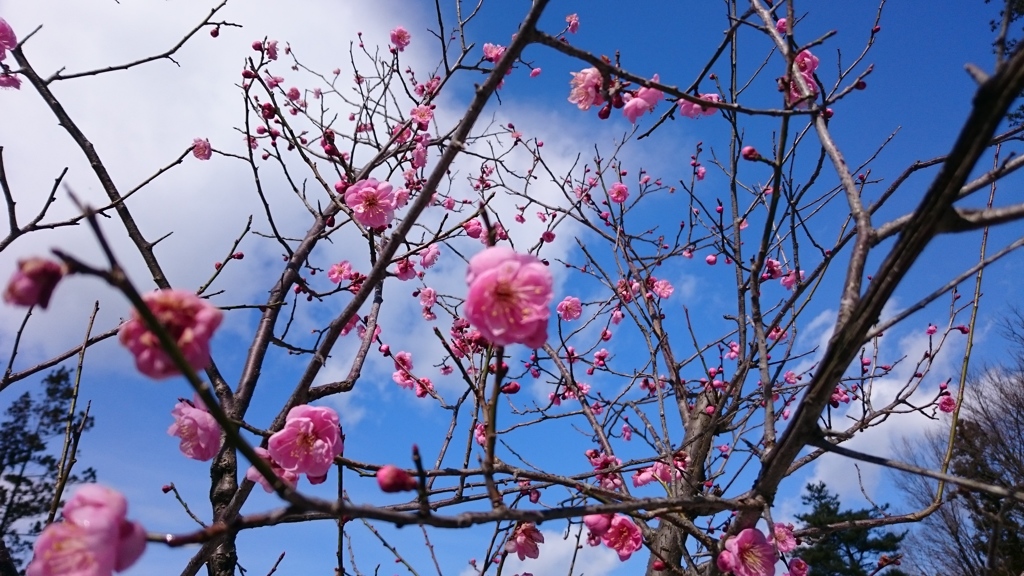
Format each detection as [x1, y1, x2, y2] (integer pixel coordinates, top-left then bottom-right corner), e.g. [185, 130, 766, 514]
[246, 404, 343, 491]
[783, 50, 820, 108]
[27, 485, 145, 576]
[0, 18, 20, 90]
[464, 246, 553, 349]
[586, 449, 623, 491]
[118, 289, 224, 379]
[583, 513, 643, 561]
[677, 93, 722, 118]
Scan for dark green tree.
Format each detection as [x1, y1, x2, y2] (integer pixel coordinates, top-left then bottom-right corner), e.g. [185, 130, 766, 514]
[795, 482, 908, 576]
[0, 368, 95, 572]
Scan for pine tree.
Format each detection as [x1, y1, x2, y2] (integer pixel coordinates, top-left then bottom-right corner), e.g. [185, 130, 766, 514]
[795, 482, 908, 576]
[0, 368, 96, 572]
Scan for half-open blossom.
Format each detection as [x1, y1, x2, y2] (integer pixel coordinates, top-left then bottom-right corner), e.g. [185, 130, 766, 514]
[0, 18, 16, 61]
[482, 43, 505, 63]
[505, 522, 544, 561]
[4, 258, 66, 309]
[717, 528, 777, 576]
[780, 270, 804, 290]
[465, 247, 552, 348]
[118, 289, 223, 379]
[345, 178, 398, 228]
[568, 67, 604, 110]
[268, 404, 343, 479]
[390, 26, 411, 52]
[938, 395, 957, 413]
[785, 558, 808, 576]
[623, 75, 663, 123]
[246, 447, 299, 492]
[168, 396, 221, 461]
[377, 464, 418, 492]
[420, 244, 441, 268]
[566, 13, 580, 33]
[632, 461, 674, 487]
[584, 513, 613, 537]
[556, 296, 582, 321]
[28, 484, 146, 576]
[678, 93, 722, 118]
[192, 138, 212, 160]
[0, 73, 20, 90]
[602, 515, 642, 561]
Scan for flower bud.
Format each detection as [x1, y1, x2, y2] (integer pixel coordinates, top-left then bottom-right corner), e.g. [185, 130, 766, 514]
[376, 465, 418, 493]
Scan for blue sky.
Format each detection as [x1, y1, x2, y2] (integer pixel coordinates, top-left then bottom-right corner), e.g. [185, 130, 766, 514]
[2, 1, 1023, 575]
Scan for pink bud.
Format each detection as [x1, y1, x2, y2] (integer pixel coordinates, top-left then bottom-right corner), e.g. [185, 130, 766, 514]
[705, 254, 718, 265]
[741, 146, 759, 161]
[501, 381, 521, 394]
[376, 465, 418, 493]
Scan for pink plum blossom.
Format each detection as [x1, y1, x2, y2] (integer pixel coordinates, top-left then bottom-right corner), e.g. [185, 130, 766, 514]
[328, 261, 353, 284]
[0, 18, 16, 62]
[0, 73, 20, 90]
[394, 258, 416, 280]
[463, 219, 484, 238]
[926, 324, 937, 335]
[377, 465, 418, 492]
[505, 522, 544, 561]
[482, 43, 505, 63]
[776, 18, 788, 34]
[632, 461, 673, 487]
[420, 244, 441, 268]
[556, 296, 582, 321]
[192, 138, 212, 160]
[168, 396, 221, 461]
[3, 257, 66, 309]
[566, 13, 580, 33]
[717, 528, 777, 576]
[568, 67, 605, 110]
[780, 270, 804, 290]
[118, 289, 223, 379]
[772, 523, 796, 553]
[246, 447, 299, 492]
[268, 404, 343, 478]
[464, 246, 553, 349]
[28, 484, 146, 576]
[678, 93, 722, 118]
[609, 182, 629, 203]
[622, 75, 664, 122]
[584, 513, 613, 537]
[410, 105, 433, 125]
[652, 279, 674, 299]
[938, 395, 957, 413]
[786, 558, 809, 576]
[419, 287, 437, 308]
[345, 178, 398, 228]
[390, 27, 411, 52]
[602, 515, 642, 561]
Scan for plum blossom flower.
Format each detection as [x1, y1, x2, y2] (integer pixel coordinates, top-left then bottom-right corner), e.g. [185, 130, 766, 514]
[4, 258, 66, 309]
[568, 67, 605, 110]
[345, 178, 398, 228]
[268, 404, 343, 478]
[390, 26, 411, 52]
[118, 289, 223, 379]
[377, 464, 417, 492]
[785, 558, 808, 576]
[938, 395, 957, 413]
[602, 515, 642, 561]
[410, 105, 433, 125]
[0, 18, 17, 62]
[419, 287, 437, 308]
[780, 270, 804, 290]
[465, 246, 553, 349]
[584, 513, 613, 537]
[716, 528, 777, 576]
[609, 182, 629, 203]
[0, 73, 21, 90]
[787, 50, 820, 107]
[168, 396, 221, 461]
[623, 75, 664, 123]
[28, 484, 146, 576]
[463, 219, 483, 239]
[556, 296, 582, 321]
[678, 93, 722, 119]
[246, 447, 299, 492]
[632, 461, 673, 487]
[192, 138, 212, 160]
[776, 18, 788, 34]
[566, 13, 580, 33]
[328, 261, 353, 284]
[482, 43, 505, 63]
[651, 279, 674, 299]
[772, 523, 796, 553]
[420, 244, 441, 268]
[394, 258, 416, 280]
[505, 522, 544, 560]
